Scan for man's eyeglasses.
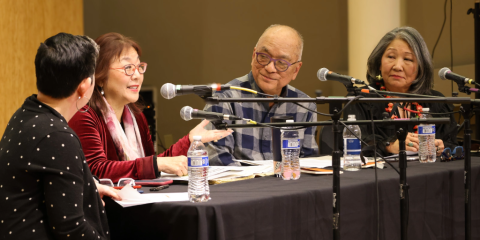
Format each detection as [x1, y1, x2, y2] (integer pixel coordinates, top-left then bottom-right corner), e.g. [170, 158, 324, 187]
[255, 52, 300, 72]
[99, 178, 141, 189]
[110, 62, 148, 76]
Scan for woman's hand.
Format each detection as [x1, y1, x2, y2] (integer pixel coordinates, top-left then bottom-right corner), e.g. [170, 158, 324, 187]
[435, 139, 444, 156]
[157, 156, 188, 176]
[385, 132, 419, 154]
[189, 119, 234, 143]
[94, 182, 122, 206]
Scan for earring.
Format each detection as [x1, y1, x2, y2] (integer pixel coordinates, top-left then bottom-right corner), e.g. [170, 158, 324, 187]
[76, 96, 91, 113]
[376, 74, 383, 80]
[99, 87, 104, 96]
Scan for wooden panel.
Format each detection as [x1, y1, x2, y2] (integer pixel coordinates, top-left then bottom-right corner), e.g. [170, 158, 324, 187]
[0, 0, 83, 136]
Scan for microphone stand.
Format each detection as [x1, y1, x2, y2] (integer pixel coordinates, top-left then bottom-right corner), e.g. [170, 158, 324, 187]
[205, 95, 468, 240]
[397, 125, 408, 240]
[330, 102, 342, 240]
[452, 79, 478, 240]
[359, 84, 475, 239]
[462, 103, 472, 240]
[211, 119, 451, 129]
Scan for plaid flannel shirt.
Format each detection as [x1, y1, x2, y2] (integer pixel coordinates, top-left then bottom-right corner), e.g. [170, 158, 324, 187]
[204, 72, 319, 166]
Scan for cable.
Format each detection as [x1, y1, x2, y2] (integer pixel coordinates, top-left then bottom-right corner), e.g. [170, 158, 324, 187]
[233, 87, 362, 117]
[156, 132, 167, 152]
[429, 111, 460, 115]
[403, 108, 460, 115]
[431, 0, 448, 60]
[243, 119, 306, 130]
[338, 121, 400, 174]
[293, 95, 363, 117]
[450, 0, 453, 95]
[457, 111, 475, 132]
[369, 108, 380, 240]
[229, 86, 264, 95]
[293, 102, 334, 117]
[368, 88, 386, 98]
[288, 93, 400, 173]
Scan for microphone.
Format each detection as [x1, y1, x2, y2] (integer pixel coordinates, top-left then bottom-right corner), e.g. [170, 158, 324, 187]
[317, 68, 366, 85]
[180, 106, 242, 121]
[438, 67, 475, 84]
[161, 83, 230, 99]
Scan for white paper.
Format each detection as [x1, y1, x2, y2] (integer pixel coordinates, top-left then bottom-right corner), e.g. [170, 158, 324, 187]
[300, 156, 342, 168]
[159, 165, 274, 182]
[300, 156, 384, 169]
[384, 151, 419, 161]
[114, 185, 189, 208]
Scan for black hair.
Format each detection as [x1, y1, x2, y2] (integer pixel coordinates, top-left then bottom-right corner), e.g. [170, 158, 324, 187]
[35, 32, 99, 99]
[366, 26, 434, 94]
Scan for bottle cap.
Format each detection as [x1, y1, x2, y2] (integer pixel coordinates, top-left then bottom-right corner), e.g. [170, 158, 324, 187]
[422, 108, 430, 112]
[347, 115, 356, 121]
[286, 120, 294, 123]
[193, 136, 202, 141]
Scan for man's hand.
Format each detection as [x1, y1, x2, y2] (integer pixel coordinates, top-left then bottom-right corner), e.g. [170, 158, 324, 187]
[157, 156, 188, 176]
[94, 182, 122, 206]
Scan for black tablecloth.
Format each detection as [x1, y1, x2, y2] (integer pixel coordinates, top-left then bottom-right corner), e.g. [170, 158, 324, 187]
[104, 159, 480, 240]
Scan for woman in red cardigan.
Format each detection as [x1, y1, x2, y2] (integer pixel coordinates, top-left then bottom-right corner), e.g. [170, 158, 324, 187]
[69, 33, 232, 182]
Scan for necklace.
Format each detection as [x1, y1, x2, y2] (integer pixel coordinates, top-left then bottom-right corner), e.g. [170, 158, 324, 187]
[383, 97, 424, 134]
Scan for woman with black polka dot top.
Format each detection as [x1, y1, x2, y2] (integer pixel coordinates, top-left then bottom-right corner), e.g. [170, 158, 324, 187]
[0, 33, 120, 239]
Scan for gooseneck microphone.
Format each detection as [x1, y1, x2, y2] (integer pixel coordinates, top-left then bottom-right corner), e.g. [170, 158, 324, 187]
[180, 106, 242, 121]
[161, 83, 231, 99]
[438, 67, 475, 84]
[317, 68, 366, 85]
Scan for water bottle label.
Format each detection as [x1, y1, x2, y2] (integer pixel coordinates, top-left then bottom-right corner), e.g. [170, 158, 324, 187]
[344, 138, 361, 155]
[188, 156, 209, 167]
[418, 126, 436, 134]
[282, 139, 300, 149]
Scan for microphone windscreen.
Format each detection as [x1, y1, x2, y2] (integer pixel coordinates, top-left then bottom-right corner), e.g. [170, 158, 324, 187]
[161, 83, 176, 99]
[180, 106, 193, 121]
[317, 68, 329, 81]
[438, 67, 450, 80]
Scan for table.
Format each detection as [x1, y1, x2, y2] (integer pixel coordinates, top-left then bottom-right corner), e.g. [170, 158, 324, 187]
[104, 159, 480, 240]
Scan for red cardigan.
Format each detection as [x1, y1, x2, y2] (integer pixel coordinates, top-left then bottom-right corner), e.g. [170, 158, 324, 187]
[69, 108, 190, 182]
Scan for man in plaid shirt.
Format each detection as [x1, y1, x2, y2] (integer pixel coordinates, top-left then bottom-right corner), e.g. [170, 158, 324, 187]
[204, 25, 318, 166]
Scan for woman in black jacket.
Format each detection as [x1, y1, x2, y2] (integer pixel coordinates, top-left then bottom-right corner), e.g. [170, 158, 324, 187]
[344, 26, 457, 157]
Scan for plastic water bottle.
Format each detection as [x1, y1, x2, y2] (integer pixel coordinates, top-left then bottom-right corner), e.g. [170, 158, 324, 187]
[418, 108, 436, 163]
[187, 136, 210, 202]
[281, 120, 301, 180]
[343, 115, 362, 171]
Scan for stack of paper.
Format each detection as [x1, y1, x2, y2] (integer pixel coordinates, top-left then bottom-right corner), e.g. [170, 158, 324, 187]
[383, 151, 418, 161]
[159, 164, 274, 184]
[114, 185, 189, 208]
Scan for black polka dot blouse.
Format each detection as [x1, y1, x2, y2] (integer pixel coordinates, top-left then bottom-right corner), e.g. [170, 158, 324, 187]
[0, 95, 110, 239]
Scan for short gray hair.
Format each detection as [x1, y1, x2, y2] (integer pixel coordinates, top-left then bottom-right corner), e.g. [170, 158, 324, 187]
[256, 24, 304, 61]
[366, 26, 434, 94]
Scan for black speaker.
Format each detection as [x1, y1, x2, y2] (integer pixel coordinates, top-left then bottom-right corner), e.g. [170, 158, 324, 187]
[139, 87, 161, 152]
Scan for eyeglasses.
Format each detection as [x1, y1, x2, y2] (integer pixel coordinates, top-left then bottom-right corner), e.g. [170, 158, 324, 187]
[99, 178, 141, 189]
[110, 62, 148, 76]
[255, 52, 300, 72]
